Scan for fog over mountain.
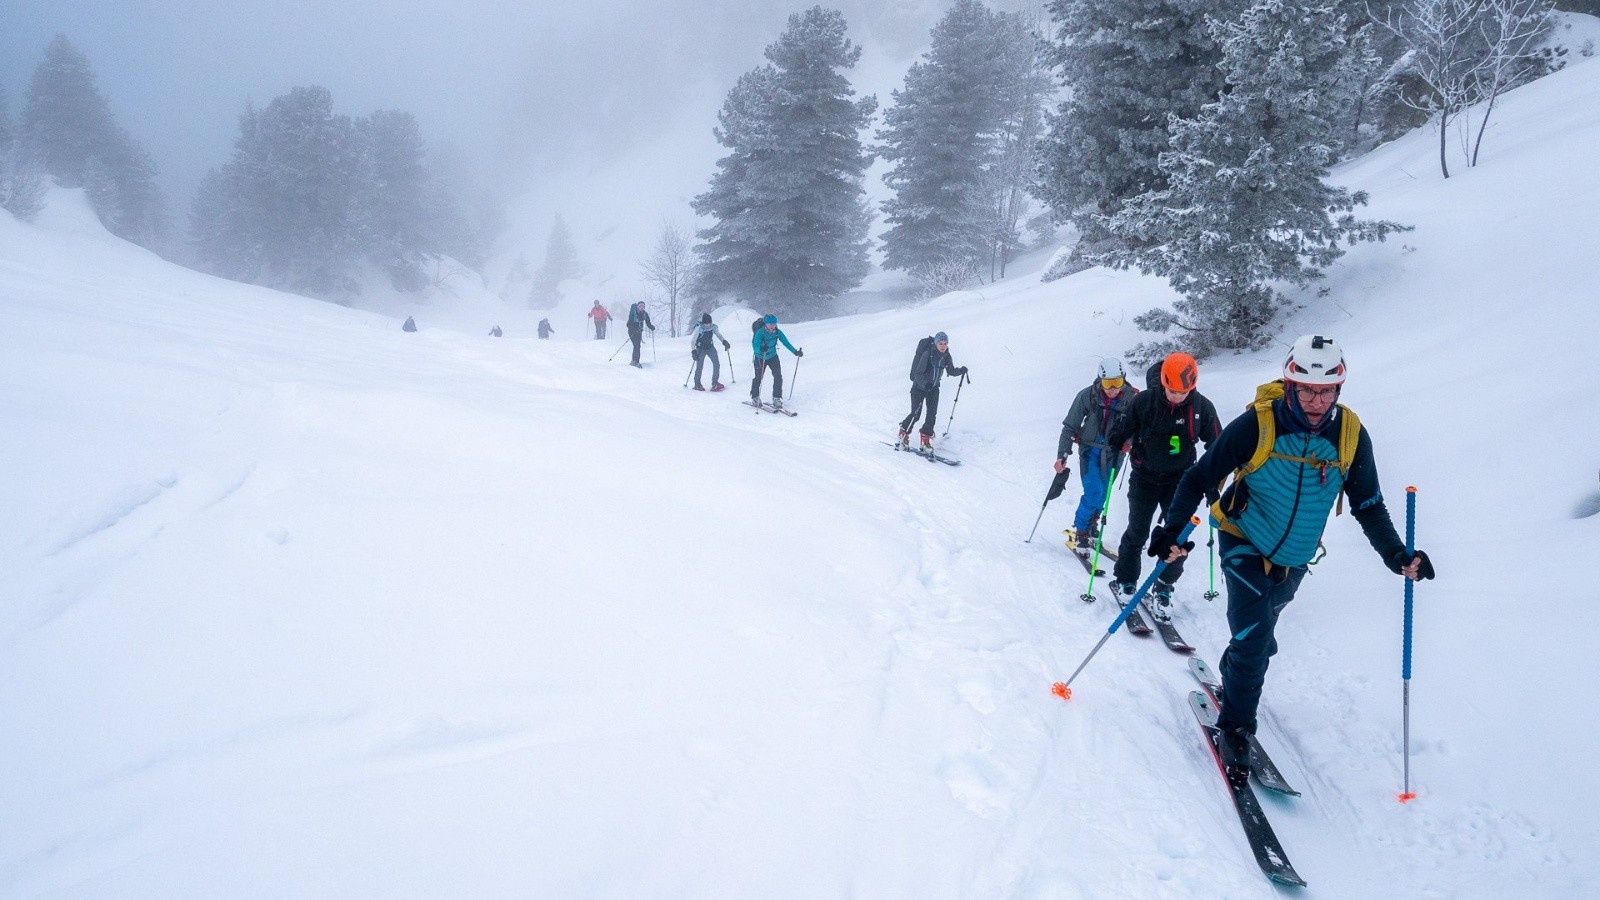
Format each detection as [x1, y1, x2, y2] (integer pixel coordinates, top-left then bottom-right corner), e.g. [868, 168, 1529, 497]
[3, 0, 990, 282]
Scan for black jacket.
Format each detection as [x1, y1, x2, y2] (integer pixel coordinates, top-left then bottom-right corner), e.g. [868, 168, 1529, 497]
[1107, 387, 1222, 480]
[910, 343, 962, 391]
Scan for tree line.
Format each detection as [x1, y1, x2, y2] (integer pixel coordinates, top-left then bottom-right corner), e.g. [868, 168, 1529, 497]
[683, 0, 1565, 356]
[2, 34, 493, 303]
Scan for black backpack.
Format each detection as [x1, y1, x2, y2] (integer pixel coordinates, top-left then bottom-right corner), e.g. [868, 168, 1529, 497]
[909, 336, 936, 379]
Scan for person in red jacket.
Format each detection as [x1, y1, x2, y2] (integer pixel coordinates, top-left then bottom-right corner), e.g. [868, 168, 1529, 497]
[588, 301, 613, 340]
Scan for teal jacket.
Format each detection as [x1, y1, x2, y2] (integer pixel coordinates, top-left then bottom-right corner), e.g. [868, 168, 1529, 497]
[752, 327, 798, 361]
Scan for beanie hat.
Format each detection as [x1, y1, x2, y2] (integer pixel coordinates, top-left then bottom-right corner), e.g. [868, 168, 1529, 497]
[763, 315, 777, 325]
[701, 312, 712, 324]
[934, 331, 948, 343]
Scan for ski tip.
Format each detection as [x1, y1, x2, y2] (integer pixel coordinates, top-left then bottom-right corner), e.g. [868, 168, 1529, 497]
[1051, 682, 1072, 702]
[1398, 791, 1418, 804]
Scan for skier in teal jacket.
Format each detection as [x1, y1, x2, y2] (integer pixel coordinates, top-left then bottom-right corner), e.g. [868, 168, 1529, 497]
[750, 315, 802, 408]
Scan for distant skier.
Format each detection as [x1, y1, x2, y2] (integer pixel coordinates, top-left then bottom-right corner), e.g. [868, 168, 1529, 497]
[490, 324, 504, 337]
[1149, 335, 1433, 782]
[1055, 359, 1137, 552]
[537, 319, 553, 339]
[626, 301, 655, 368]
[688, 312, 732, 391]
[589, 301, 612, 340]
[750, 315, 801, 409]
[1103, 352, 1222, 622]
[895, 331, 967, 452]
[402, 316, 417, 333]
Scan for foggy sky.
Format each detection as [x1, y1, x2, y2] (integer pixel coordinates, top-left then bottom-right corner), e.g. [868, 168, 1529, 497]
[2, 0, 955, 216]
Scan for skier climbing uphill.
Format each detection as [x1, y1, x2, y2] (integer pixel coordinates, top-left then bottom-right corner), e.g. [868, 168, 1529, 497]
[1148, 335, 1434, 782]
[750, 315, 801, 409]
[896, 331, 968, 452]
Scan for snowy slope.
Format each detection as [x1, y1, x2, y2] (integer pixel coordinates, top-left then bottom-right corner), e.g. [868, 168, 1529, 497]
[4, 60, 1599, 899]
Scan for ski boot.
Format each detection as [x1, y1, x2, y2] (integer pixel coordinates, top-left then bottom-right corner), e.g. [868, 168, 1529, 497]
[711, 382, 726, 392]
[1150, 582, 1175, 623]
[693, 384, 706, 391]
[1218, 725, 1252, 785]
[919, 433, 933, 453]
[896, 427, 911, 450]
[1109, 580, 1137, 603]
[771, 397, 784, 410]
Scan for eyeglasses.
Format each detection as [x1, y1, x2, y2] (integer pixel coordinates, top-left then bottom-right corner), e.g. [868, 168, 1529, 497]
[1294, 385, 1339, 402]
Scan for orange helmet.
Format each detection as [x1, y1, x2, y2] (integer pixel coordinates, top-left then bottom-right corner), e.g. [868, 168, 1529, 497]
[1160, 352, 1198, 392]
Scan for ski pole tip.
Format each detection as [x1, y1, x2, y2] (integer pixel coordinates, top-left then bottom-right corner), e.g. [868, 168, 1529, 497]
[1398, 791, 1418, 804]
[1051, 682, 1072, 702]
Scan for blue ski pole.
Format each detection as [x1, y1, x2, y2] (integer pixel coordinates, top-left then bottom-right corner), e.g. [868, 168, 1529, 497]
[1054, 516, 1199, 701]
[1399, 486, 1418, 803]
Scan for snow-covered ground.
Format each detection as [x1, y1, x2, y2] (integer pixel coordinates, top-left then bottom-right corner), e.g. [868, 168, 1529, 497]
[4, 54, 1599, 900]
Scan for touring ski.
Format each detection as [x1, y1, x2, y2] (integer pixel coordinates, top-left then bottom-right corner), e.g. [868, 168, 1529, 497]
[1073, 551, 1151, 634]
[746, 400, 798, 417]
[1189, 691, 1307, 887]
[879, 441, 960, 466]
[1189, 658, 1300, 796]
[1140, 600, 1194, 652]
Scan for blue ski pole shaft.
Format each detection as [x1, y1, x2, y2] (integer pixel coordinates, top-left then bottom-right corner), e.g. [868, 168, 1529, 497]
[1056, 516, 1199, 696]
[1400, 486, 1418, 802]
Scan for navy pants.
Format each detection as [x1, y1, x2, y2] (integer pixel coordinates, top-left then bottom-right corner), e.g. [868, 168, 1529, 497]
[1214, 530, 1309, 736]
[694, 347, 721, 387]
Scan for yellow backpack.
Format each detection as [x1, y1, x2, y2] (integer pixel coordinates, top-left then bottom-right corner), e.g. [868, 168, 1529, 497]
[1215, 381, 1362, 523]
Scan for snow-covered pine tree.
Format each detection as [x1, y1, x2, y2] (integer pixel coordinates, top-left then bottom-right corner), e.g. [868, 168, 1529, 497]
[878, 0, 1012, 281]
[355, 109, 432, 291]
[529, 214, 580, 310]
[693, 7, 876, 320]
[1105, 0, 1408, 360]
[0, 82, 45, 221]
[1035, 0, 1243, 266]
[20, 35, 166, 247]
[190, 86, 363, 297]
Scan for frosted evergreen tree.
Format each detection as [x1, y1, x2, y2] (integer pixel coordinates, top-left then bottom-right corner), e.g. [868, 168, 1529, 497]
[693, 7, 876, 319]
[1105, 0, 1407, 360]
[1035, 0, 1242, 261]
[877, 0, 1011, 280]
[0, 82, 46, 221]
[529, 214, 580, 309]
[355, 109, 432, 290]
[20, 35, 166, 246]
[190, 87, 363, 297]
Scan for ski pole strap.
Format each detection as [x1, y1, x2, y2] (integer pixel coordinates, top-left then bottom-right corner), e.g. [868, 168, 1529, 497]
[1403, 487, 1416, 681]
[1106, 516, 1199, 635]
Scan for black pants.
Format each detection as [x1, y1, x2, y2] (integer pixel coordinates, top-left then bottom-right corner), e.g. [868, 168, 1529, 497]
[1113, 470, 1188, 586]
[751, 356, 783, 401]
[898, 385, 941, 436]
[629, 328, 643, 364]
[595, 320, 607, 340]
[1214, 531, 1308, 735]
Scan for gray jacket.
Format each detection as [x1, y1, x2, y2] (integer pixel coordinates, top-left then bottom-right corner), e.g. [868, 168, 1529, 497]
[1057, 381, 1139, 472]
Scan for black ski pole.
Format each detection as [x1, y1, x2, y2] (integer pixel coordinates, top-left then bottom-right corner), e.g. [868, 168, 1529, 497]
[1025, 467, 1072, 543]
[942, 372, 969, 437]
[683, 355, 696, 387]
[608, 337, 630, 361]
[787, 352, 802, 401]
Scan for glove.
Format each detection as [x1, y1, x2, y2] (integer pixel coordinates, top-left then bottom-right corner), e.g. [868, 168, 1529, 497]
[796, 348, 805, 358]
[1385, 549, 1435, 580]
[692, 349, 700, 359]
[956, 366, 969, 377]
[722, 340, 731, 350]
[649, 325, 656, 332]
[1147, 524, 1194, 560]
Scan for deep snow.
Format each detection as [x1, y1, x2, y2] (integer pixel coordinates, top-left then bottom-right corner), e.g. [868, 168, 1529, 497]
[4, 52, 1599, 900]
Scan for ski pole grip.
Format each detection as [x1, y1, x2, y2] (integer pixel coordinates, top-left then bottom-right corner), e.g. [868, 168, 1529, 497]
[1106, 516, 1200, 634]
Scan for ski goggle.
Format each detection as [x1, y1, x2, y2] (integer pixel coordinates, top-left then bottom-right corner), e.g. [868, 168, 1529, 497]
[1100, 376, 1125, 390]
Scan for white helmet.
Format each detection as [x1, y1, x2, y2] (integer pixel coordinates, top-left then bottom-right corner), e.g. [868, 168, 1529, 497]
[1097, 358, 1125, 381]
[1282, 335, 1346, 385]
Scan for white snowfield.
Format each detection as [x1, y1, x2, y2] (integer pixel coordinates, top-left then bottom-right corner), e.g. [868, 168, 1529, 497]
[4, 56, 1599, 900]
